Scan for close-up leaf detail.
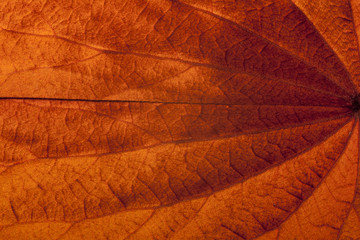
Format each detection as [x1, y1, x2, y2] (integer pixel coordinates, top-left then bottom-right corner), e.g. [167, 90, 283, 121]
[0, 0, 360, 239]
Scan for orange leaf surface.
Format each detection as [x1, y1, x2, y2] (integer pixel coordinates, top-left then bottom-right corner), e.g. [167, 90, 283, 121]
[0, 0, 359, 239]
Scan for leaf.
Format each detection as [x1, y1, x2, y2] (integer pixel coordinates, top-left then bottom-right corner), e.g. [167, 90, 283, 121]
[0, 0, 359, 239]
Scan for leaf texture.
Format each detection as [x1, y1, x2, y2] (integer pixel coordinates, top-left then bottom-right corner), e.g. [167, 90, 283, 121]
[0, 0, 359, 239]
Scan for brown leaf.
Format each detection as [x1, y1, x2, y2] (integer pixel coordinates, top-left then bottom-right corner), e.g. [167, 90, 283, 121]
[0, 0, 359, 239]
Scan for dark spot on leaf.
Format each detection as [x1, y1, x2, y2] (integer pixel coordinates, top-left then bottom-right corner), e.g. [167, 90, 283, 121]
[351, 95, 360, 113]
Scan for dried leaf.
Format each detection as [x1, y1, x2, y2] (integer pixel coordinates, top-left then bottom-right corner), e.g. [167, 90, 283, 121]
[0, 0, 359, 239]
